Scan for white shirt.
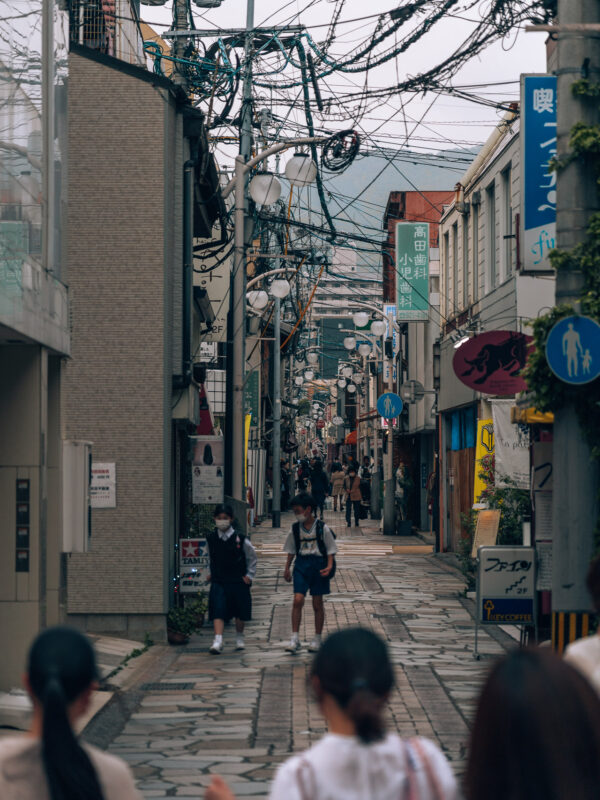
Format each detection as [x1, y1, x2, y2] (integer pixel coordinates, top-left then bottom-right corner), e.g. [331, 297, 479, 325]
[269, 733, 458, 800]
[564, 633, 600, 695]
[215, 526, 258, 580]
[283, 520, 337, 557]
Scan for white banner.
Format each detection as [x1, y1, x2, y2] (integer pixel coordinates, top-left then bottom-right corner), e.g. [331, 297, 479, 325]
[491, 400, 530, 489]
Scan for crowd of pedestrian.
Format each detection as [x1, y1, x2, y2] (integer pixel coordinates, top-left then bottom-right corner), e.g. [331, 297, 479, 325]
[5, 620, 599, 800]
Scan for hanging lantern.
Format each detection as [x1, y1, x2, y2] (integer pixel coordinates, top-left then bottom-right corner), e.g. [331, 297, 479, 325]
[246, 289, 269, 310]
[352, 311, 369, 328]
[249, 172, 282, 206]
[270, 278, 291, 299]
[284, 153, 318, 186]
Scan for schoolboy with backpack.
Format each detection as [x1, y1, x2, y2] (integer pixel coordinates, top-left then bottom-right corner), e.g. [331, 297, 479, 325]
[283, 492, 337, 653]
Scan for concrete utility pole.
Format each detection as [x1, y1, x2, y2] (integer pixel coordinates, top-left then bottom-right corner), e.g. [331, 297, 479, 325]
[271, 296, 282, 528]
[552, 0, 600, 648]
[383, 317, 395, 536]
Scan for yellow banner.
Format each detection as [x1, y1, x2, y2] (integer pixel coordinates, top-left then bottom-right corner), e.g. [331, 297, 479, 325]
[244, 414, 252, 487]
[474, 418, 494, 504]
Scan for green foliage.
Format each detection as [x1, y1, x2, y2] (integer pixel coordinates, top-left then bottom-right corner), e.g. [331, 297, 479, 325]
[297, 398, 311, 416]
[458, 454, 530, 590]
[167, 592, 208, 637]
[571, 80, 600, 99]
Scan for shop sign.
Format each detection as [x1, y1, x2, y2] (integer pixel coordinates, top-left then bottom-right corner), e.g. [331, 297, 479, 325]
[521, 74, 557, 271]
[477, 546, 536, 624]
[90, 463, 116, 508]
[395, 222, 429, 321]
[191, 436, 224, 504]
[179, 538, 210, 593]
[453, 331, 533, 395]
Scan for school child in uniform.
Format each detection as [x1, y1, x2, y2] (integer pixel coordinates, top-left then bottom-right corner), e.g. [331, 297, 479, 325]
[282, 492, 337, 654]
[206, 504, 257, 655]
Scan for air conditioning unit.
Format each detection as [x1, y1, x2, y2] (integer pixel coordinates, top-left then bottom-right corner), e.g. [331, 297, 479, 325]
[62, 440, 92, 553]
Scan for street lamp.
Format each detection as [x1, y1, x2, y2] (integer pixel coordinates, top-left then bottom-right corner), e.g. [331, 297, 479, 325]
[370, 319, 386, 337]
[358, 342, 372, 357]
[307, 351, 319, 364]
[341, 365, 353, 379]
[343, 336, 356, 351]
[304, 369, 315, 381]
[285, 153, 318, 186]
[249, 172, 282, 206]
[337, 378, 347, 388]
[347, 383, 357, 393]
[270, 278, 291, 299]
[246, 289, 269, 310]
[352, 310, 369, 328]
[295, 376, 304, 386]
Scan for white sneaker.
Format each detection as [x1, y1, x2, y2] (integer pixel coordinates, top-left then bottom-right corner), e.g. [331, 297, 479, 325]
[285, 638, 302, 653]
[209, 638, 223, 655]
[308, 638, 322, 653]
[235, 636, 245, 650]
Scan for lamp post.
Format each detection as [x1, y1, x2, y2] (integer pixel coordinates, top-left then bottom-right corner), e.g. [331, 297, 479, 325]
[221, 138, 324, 515]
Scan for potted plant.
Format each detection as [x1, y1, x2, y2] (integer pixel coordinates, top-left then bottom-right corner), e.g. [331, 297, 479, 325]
[166, 606, 198, 645]
[187, 591, 208, 629]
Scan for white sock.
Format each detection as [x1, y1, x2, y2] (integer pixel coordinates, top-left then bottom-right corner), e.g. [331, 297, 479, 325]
[214, 634, 223, 644]
[291, 632, 299, 643]
[313, 634, 322, 643]
[236, 633, 244, 641]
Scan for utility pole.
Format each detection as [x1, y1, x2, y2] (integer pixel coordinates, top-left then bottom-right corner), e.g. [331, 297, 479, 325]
[383, 319, 395, 535]
[171, 0, 191, 88]
[272, 298, 282, 528]
[229, 0, 255, 525]
[552, 0, 600, 648]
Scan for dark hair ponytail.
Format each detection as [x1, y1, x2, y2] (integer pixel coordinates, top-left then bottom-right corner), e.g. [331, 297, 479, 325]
[28, 627, 104, 800]
[311, 628, 394, 744]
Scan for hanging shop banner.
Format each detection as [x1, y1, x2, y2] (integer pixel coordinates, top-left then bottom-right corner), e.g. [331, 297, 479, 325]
[395, 222, 429, 321]
[491, 399, 530, 489]
[474, 418, 494, 504]
[179, 538, 210, 593]
[453, 331, 533, 395]
[521, 75, 557, 271]
[90, 463, 116, 508]
[191, 436, 224, 504]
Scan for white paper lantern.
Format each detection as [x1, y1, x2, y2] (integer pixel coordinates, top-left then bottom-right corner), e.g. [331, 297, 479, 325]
[343, 336, 356, 351]
[270, 278, 291, 299]
[370, 319, 386, 337]
[307, 351, 319, 364]
[352, 311, 369, 328]
[246, 289, 269, 309]
[347, 383, 357, 393]
[249, 172, 282, 206]
[341, 366, 353, 379]
[284, 153, 318, 187]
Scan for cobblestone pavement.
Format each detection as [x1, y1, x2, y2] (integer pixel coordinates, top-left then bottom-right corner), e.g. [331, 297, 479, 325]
[107, 510, 510, 798]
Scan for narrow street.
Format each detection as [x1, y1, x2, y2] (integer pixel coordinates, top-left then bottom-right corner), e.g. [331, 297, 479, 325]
[103, 511, 511, 799]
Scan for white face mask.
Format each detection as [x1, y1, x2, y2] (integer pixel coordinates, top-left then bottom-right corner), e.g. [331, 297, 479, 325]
[294, 513, 307, 523]
[215, 519, 231, 531]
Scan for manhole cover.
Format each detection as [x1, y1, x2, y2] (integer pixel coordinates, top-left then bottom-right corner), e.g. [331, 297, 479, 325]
[141, 682, 195, 691]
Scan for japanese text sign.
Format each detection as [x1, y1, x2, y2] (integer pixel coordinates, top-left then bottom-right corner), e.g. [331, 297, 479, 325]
[179, 538, 210, 593]
[521, 75, 557, 270]
[395, 222, 429, 321]
[477, 546, 536, 624]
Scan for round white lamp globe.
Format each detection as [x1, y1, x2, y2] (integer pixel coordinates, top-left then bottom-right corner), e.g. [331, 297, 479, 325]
[343, 336, 356, 351]
[249, 172, 282, 206]
[270, 278, 291, 299]
[337, 378, 347, 388]
[307, 351, 319, 364]
[341, 366, 353, 378]
[294, 376, 304, 386]
[370, 319, 386, 337]
[246, 289, 269, 310]
[358, 343, 371, 356]
[352, 311, 369, 328]
[284, 153, 318, 187]
[347, 383, 357, 393]
[352, 372, 364, 384]
[304, 370, 314, 380]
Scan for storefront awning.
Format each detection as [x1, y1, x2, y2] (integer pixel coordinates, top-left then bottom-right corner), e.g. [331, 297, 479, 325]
[510, 407, 554, 425]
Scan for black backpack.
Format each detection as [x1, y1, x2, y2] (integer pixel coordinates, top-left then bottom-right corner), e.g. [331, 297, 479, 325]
[292, 519, 337, 579]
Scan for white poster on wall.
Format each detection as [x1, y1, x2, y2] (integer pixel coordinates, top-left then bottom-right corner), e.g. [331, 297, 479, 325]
[90, 463, 116, 508]
[191, 436, 224, 504]
[491, 400, 530, 489]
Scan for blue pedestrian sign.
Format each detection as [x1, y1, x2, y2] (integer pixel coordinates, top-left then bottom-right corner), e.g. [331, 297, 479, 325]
[546, 315, 600, 385]
[377, 392, 403, 419]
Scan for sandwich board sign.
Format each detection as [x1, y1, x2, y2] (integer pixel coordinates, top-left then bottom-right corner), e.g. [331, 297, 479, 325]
[474, 545, 536, 658]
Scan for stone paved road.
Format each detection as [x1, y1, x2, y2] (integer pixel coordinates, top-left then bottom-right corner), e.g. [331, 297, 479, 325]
[107, 510, 511, 798]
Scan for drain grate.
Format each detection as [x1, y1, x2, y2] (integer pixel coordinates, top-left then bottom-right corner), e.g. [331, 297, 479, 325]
[141, 682, 195, 691]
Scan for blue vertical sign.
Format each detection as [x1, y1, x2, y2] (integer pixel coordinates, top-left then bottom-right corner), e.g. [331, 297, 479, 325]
[521, 75, 557, 271]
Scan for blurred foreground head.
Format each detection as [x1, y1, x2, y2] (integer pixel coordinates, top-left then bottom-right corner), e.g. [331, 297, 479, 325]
[465, 647, 600, 800]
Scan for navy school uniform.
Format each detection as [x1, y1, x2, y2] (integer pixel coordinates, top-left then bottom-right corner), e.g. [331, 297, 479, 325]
[207, 527, 257, 622]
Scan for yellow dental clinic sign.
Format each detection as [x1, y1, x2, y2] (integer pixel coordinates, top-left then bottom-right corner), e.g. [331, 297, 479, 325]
[474, 418, 494, 504]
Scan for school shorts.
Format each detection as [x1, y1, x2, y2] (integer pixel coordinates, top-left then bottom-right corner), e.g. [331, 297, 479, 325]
[293, 555, 331, 597]
[208, 581, 252, 622]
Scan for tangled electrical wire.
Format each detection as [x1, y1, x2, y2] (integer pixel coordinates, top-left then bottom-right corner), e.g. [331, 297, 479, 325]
[322, 130, 361, 172]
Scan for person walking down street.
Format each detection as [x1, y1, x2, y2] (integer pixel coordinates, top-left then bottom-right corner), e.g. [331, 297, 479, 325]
[344, 467, 362, 528]
[205, 628, 457, 800]
[330, 462, 346, 512]
[280, 460, 291, 512]
[283, 492, 337, 654]
[0, 626, 142, 800]
[465, 647, 600, 800]
[309, 459, 330, 519]
[359, 456, 372, 517]
[564, 555, 600, 694]
[207, 504, 257, 655]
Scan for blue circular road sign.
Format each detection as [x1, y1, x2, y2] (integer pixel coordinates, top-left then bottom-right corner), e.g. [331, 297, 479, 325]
[546, 315, 600, 385]
[377, 392, 403, 419]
